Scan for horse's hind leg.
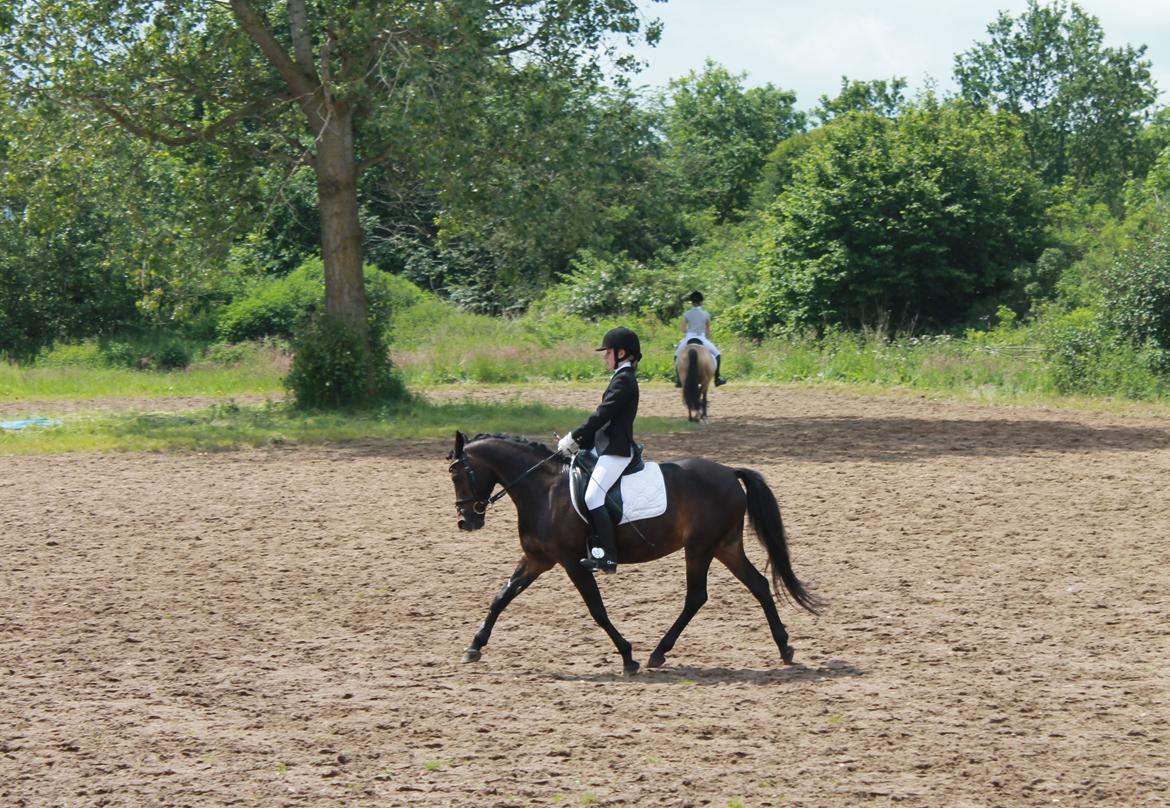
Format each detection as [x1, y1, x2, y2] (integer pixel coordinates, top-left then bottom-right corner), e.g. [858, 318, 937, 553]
[564, 563, 639, 676]
[716, 540, 796, 664]
[463, 555, 551, 663]
[647, 549, 714, 668]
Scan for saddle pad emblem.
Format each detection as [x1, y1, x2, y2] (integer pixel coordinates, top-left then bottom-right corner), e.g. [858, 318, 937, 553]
[570, 462, 668, 525]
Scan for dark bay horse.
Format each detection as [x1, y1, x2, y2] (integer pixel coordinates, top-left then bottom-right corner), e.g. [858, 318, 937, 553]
[447, 431, 821, 675]
[676, 343, 716, 422]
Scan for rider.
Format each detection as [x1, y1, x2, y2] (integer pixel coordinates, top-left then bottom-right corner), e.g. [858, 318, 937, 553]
[556, 326, 641, 574]
[674, 290, 727, 387]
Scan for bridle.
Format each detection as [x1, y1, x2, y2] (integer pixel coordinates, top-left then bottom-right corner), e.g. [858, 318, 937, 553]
[449, 448, 559, 518]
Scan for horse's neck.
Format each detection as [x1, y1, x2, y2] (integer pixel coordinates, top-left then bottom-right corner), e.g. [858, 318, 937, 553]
[475, 440, 550, 488]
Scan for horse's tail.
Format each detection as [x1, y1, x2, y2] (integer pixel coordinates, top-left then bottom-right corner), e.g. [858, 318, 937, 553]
[683, 348, 701, 413]
[734, 468, 823, 614]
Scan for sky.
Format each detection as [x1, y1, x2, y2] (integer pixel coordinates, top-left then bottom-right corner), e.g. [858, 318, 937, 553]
[625, 1, 1170, 109]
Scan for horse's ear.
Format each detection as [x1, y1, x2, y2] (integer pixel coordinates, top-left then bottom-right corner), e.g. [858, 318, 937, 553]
[454, 430, 465, 456]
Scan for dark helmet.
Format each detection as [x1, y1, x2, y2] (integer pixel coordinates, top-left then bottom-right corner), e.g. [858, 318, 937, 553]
[690, 290, 704, 305]
[596, 326, 641, 361]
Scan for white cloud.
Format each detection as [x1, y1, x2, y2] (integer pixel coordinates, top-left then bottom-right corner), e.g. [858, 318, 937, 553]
[629, 1, 1169, 106]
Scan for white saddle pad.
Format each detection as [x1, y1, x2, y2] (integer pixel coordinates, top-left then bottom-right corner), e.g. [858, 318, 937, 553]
[571, 461, 668, 524]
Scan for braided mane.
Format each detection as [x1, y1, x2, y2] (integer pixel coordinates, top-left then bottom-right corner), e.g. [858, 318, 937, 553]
[469, 432, 569, 466]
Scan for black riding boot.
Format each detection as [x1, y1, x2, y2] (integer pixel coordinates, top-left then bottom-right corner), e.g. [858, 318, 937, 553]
[715, 355, 727, 386]
[581, 505, 618, 574]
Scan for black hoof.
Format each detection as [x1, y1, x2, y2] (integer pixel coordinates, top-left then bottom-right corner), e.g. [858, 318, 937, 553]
[781, 645, 795, 664]
[623, 660, 641, 677]
[647, 653, 666, 668]
[462, 648, 481, 663]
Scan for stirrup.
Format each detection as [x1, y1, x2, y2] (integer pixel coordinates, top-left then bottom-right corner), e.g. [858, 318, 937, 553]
[715, 376, 727, 386]
[580, 546, 617, 573]
[580, 556, 618, 574]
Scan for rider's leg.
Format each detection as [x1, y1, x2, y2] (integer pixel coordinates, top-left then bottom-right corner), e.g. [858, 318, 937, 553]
[715, 354, 727, 386]
[582, 505, 618, 573]
[581, 453, 630, 572]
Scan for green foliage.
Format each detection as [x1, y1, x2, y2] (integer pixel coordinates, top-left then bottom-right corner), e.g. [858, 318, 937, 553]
[38, 333, 202, 372]
[663, 61, 806, 223]
[735, 100, 1047, 337]
[535, 250, 692, 321]
[1031, 306, 1167, 397]
[217, 257, 426, 342]
[0, 0, 662, 340]
[1101, 211, 1170, 370]
[954, 0, 1158, 205]
[284, 315, 406, 409]
[814, 76, 908, 125]
[216, 262, 324, 343]
[155, 340, 193, 371]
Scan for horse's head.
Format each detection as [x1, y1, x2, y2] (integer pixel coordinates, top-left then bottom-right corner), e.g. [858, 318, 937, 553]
[448, 431, 490, 531]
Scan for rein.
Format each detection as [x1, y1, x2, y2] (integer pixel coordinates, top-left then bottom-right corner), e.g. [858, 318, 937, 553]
[451, 450, 560, 515]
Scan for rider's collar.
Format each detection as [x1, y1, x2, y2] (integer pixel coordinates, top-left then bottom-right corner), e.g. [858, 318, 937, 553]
[613, 361, 632, 374]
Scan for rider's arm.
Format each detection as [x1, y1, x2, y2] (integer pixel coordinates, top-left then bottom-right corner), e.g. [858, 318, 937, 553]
[572, 371, 635, 446]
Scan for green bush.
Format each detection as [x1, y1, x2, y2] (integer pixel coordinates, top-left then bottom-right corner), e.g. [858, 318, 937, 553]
[737, 102, 1046, 337]
[216, 261, 323, 342]
[1101, 212, 1170, 367]
[35, 341, 106, 368]
[217, 257, 427, 343]
[155, 340, 193, 370]
[102, 340, 138, 368]
[284, 315, 407, 409]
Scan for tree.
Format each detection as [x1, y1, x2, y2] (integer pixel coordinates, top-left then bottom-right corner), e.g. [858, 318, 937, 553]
[735, 100, 1047, 337]
[663, 60, 805, 224]
[814, 76, 907, 125]
[0, 86, 258, 358]
[1, 0, 659, 389]
[954, 0, 1158, 205]
[1102, 210, 1170, 371]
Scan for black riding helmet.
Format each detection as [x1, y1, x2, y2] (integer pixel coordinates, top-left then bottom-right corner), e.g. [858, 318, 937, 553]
[596, 326, 642, 361]
[690, 290, 704, 305]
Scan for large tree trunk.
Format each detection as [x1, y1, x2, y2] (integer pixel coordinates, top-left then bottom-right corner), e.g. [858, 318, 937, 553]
[314, 107, 369, 331]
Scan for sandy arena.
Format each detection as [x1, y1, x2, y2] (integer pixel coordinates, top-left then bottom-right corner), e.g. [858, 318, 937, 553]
[2, 385, 1168, 806]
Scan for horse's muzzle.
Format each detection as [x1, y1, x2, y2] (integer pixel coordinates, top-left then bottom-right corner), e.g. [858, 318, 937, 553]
[458, 515, 485, 531]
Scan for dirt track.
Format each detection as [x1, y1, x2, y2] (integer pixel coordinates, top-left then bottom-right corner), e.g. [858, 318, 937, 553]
[2, 384, 1169, 806]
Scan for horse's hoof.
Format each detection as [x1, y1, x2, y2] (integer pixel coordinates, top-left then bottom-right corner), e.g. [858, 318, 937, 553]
[647, 653, 666, 668]
[462, 648, 481, 663]
[781, 645, 795, 665]
[623, 660, 641, 677]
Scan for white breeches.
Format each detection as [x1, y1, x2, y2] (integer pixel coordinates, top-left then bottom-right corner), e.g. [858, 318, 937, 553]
[584, 450, 633, 510]
[675, 334, 720, 359]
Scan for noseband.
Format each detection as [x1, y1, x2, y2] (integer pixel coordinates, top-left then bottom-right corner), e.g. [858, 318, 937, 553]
[449, 453, 490, 516]
[449, 447, 560, 518]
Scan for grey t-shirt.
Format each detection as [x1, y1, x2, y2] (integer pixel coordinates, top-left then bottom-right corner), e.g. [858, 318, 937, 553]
[683, 306, 710, 335]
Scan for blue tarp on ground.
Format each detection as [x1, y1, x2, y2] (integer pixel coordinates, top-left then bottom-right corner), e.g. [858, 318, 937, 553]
[0, 418, 62, 431]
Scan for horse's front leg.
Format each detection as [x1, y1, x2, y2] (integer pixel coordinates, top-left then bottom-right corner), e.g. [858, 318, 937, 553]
[564, 563, 639, 676]
[463, 555, 551, 663]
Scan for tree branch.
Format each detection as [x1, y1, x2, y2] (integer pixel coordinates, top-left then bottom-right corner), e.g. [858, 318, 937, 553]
[287, 0, 317, 79]
[91, 96, 280, 148]
[356, 141, 404, 175]
[228, 0, 319, 102]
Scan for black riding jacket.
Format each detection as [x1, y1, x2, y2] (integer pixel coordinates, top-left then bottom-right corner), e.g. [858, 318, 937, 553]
[571, 365, 638, 456]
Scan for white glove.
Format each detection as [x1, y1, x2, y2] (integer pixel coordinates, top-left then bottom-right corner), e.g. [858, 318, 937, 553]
[557, 433, 579, 457]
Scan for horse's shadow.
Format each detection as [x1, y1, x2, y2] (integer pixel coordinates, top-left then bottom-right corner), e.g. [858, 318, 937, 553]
[539, 658, 863, 685]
